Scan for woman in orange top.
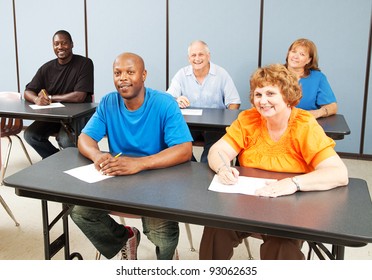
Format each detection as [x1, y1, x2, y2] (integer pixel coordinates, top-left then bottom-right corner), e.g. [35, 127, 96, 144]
[199, 64, 348, 260]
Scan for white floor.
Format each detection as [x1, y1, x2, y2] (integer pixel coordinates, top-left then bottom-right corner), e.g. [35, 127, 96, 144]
[1, 132, 372, 260]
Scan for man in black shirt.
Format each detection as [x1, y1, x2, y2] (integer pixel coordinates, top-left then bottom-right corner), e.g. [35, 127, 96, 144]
[24, 30, 94, 159]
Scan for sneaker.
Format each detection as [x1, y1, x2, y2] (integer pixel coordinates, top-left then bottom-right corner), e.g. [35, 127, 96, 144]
[120, 226, 140, 260]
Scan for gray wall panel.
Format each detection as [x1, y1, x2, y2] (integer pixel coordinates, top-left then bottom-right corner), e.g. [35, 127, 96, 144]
[0, 0, 18, 92]
[14, 0, 85, 125]
[1, 0, 372, 157]
[15, 0, 86, 94]
[261, 0, 371, 153]
[364, 55, 372, 155]
[86, 0, 166, 102]
[168, 0, 261, 110]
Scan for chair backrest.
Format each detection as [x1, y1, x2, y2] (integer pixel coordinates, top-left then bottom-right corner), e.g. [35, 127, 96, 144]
[0, 91, 24, 137]
[0, 91, 22, 101]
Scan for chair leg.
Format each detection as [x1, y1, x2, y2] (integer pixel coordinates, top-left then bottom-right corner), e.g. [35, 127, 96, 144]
[0, 194, 20, 226]
[243, 238, 254, 260]
[0, 135, 27, 226]
[0, 140, 20, 226]
[1, 137, 13, 183]
[184, 223, 195, 252]
[95, 250, 101, 260]
[1, 136, 32, 184]
[14, 135, 32, 165]
[173, 248, 179, 260]
[119, 216, 126, 225]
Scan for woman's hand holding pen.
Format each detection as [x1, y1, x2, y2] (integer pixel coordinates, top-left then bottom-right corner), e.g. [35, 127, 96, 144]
[217, 166, 239, 185]
[216, 151, 239, 184]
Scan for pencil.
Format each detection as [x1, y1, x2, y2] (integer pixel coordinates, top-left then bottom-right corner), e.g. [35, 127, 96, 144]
[218, 151, 231, 172]
[114, 152, 122, 158]
[42, 89, 48, 98]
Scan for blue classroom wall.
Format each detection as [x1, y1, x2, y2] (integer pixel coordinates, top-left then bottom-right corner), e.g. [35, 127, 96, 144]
[168, 0, 260, 110]
[13, 0, 86, 126]
[0, 0, 18, 92]
[86, 0, 166, 101]
[364, 54, 372, 154]
[15, 0, 86, 95]
[1, 0, 372, 156]
[261, 0, 371, 154]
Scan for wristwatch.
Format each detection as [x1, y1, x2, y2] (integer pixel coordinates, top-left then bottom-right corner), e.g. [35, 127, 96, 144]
[291, 177, 301, 192]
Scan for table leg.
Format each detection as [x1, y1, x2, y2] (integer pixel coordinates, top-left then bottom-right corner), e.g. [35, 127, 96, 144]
[41, 200, 83, 260]
[60, 121, 76, 146]
[307, 242, 345, 260]
[332, 245, 345, 260]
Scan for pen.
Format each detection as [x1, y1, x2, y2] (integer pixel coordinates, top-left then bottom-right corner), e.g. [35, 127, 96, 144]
[218, 151, 231, 173]
[114, 152, 122, 158]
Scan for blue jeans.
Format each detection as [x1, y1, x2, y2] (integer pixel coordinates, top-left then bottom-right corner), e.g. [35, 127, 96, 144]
[24, 121, 75, 159]
[70, 205, 179, 260]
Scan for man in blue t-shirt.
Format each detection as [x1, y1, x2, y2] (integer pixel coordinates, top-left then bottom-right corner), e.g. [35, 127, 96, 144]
[71, 52, 193, 260]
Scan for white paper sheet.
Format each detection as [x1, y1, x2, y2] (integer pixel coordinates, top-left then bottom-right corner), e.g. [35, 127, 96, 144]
[64, 163, 114, 183]
[180, 109, 203, 116]
[29, 102, 65, 109]
[208, 174, 277, 196]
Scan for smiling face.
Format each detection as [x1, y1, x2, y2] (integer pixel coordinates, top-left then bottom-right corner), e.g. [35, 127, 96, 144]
[113, 53, 147, 109]
[253, 85, 290, 119]
[249, 64, 302, 114]
[188, 41, 210, 72]
[53, 33, 73, 64]
[286, 45, 312, 72]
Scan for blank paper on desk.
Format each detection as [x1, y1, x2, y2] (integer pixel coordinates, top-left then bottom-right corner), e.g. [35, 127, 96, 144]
[208, 174, 276, 196]
[64, 163, 114, 183]
[29, 102, 65, 110]
[180, 109, 203, 115]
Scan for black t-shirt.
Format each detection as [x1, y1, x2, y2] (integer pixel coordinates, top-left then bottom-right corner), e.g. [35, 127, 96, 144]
[25, 54, 94, 102]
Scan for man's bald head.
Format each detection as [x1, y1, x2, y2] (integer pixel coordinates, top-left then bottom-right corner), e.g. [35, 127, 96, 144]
[114, 52, 145, 72]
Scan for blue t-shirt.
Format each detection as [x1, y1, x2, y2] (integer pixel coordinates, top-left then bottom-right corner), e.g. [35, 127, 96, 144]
[82, 88, 193, 156]
[297, 70, 337, 110]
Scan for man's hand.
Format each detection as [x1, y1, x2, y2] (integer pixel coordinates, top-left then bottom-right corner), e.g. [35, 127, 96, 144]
[176, 96, 190, 108]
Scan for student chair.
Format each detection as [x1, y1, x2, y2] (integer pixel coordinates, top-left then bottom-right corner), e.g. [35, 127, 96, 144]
[0, 91, 33, 226]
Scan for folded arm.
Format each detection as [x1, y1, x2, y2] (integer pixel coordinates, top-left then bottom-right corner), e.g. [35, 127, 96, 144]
[78, 133, 193, 176]
[255, 155, 349, 197]
[310, 102, 338, 119]
[25, 89, 88, 104]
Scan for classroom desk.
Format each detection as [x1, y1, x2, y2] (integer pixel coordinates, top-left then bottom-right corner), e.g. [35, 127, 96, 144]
[317, 114, 351, 140]
[0, 100, 97, 256]
[183, 108, 351, 140]
[0, 99, 98, 145]
[4, 147, 372, 260]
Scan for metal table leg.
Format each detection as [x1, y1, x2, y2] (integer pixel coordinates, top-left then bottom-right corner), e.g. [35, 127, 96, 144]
[41, 200, 83, 260]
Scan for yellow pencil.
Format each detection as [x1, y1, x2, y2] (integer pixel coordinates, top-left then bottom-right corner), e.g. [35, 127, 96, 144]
[114, 152, 122, 158]
[42, 89, 47, 98]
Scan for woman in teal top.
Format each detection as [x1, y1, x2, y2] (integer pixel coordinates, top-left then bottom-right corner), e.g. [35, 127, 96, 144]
[285, 38, 337, 119]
